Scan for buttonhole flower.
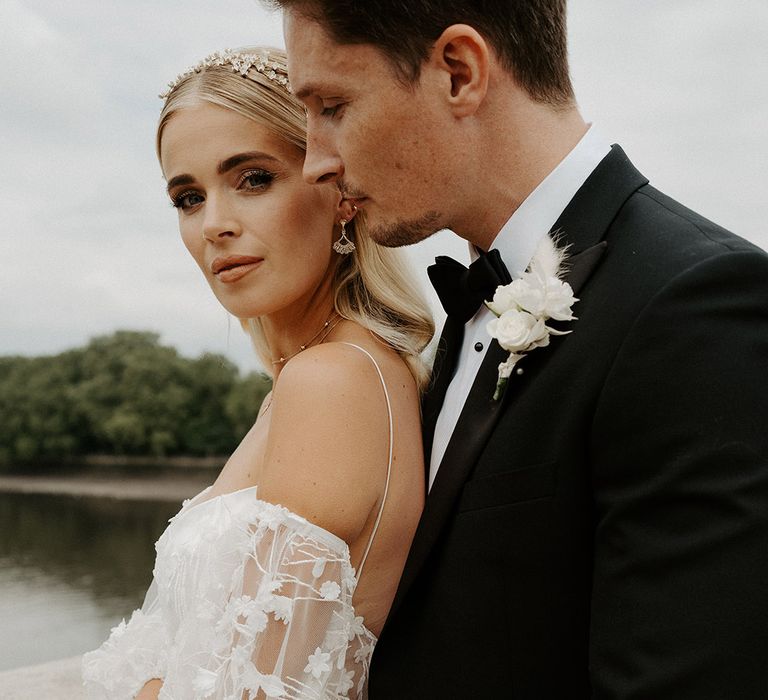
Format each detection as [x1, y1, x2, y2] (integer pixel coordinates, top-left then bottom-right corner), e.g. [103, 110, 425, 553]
[485, 235, 578, 400]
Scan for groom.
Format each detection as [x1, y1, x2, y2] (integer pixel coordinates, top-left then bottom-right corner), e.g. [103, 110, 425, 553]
[276, 1, 768, 697]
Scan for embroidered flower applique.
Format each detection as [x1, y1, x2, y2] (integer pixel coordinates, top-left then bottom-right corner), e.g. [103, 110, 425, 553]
[320, 580, 341, 600]
[192, 667, 218, 697]
[305, 647, 332, 679]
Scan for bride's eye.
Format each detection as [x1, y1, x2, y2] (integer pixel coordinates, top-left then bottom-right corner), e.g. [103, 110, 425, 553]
[171, 190, 204, 210]
[239, 169, 275, 191]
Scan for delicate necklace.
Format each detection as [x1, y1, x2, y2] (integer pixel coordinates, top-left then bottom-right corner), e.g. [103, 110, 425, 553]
[270, 312, 342, 365]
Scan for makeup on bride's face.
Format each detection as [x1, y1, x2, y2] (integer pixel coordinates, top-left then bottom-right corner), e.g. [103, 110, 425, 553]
[159, 101, 339, 320]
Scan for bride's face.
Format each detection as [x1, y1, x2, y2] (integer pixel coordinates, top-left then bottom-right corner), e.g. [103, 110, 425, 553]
[159, 102, 339, 320]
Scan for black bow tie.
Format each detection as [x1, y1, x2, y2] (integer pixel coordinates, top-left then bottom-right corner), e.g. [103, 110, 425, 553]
[428, 249, 512, 323]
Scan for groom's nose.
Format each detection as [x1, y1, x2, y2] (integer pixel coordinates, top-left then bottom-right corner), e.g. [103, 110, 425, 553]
[303, 120, 343, 185]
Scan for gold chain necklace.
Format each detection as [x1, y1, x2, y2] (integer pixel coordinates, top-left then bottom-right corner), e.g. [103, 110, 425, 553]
[270, 312, 342, 365]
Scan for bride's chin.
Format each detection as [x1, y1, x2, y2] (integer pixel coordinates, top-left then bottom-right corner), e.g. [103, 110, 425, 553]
[211, 284, 306, 321]
[218, 302, 268, 320]
[208, 288, 267, 319]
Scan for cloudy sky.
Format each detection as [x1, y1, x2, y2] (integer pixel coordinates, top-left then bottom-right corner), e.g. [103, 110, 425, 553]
[1, 1, 766, 372]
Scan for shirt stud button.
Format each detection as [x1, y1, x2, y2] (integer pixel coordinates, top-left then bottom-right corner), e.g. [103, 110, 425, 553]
[474, 342, 484, 352]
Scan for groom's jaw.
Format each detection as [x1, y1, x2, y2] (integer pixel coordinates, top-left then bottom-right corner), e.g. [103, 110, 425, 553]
[284, 9, 469, 247]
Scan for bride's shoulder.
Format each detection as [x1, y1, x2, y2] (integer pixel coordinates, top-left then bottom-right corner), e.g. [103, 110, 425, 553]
[268, 340, 396, 444]
[277, 340, 385, 391]
[259, 341, 394, 542]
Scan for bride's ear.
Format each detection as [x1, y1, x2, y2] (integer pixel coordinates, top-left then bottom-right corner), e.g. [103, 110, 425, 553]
[335, 198, 359, 225]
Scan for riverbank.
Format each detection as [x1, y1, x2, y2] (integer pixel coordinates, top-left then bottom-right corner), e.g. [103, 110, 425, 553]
[0, 655, 85, 699]
[0, 471, 217, 501]
[70, 453, 226, 470]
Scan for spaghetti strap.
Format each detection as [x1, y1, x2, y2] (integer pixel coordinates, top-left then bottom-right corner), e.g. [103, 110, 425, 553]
[339, 342, 393, 582]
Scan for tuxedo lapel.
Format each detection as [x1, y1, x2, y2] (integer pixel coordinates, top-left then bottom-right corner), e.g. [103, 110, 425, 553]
[566, 241, 608, 292]
[390, 242, 607, 618]
[553, 144, 649, 256]
[421, 317, 464, 472]
[390, 336, 510, 616]
[388, 145, 649, 620]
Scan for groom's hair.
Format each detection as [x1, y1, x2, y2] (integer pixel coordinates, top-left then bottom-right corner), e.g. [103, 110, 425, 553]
[271, 0, 574, 106]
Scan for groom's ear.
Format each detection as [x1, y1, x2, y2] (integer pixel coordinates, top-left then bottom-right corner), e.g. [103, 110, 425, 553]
[428, 24, 490, 118]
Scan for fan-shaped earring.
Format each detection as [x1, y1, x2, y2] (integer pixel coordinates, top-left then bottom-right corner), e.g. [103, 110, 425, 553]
[333, 219, 356, 255]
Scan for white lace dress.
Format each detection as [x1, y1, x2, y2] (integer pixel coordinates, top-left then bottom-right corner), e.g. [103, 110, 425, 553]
[82, 344, 392, 700]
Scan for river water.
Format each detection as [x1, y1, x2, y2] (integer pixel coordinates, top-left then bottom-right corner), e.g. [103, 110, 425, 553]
[0, 491, 180, 671]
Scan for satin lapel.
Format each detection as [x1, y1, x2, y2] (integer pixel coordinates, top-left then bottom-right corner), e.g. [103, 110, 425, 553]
[388, 145, 649, 620]
[389, 336, 510, 616]
[421, 317, 464, 474]
[566, 240, 608, 293]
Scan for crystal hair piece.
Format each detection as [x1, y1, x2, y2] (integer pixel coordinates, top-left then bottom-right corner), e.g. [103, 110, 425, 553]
[159, 49, 291, 99]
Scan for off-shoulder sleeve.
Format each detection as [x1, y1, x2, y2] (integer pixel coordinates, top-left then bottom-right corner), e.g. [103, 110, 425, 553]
[81, 580, 168, 699]
[188, 500, 373, 700]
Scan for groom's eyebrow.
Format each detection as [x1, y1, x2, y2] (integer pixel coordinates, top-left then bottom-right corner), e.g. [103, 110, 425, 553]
[294, 84, 320, 101]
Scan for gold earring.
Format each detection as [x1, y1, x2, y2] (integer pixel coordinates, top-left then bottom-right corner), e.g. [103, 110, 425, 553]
[333, 219, 356, 255]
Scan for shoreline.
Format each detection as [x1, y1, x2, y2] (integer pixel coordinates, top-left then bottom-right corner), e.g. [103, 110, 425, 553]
[0, 656, 85, 699]
[0, 472, 217, 501]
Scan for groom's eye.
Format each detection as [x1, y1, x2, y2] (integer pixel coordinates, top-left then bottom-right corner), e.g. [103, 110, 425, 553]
[320, 101, 345, 118]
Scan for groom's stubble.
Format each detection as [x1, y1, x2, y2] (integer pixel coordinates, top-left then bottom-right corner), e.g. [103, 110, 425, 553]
[337, 179, 442, 247]
[366, 211, 443, 248]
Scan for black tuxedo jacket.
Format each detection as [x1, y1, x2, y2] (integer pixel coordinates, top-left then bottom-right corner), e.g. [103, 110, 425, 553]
[369, 147, 768, 699]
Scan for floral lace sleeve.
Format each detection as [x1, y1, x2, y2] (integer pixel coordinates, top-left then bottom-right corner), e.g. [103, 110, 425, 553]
[81, 580, 168, 699]
[186, 500, 373, 700]
[81, 492, 376, 700]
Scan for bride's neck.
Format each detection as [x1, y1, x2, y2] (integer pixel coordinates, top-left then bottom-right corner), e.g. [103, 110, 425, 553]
[262, 302, 340, 381]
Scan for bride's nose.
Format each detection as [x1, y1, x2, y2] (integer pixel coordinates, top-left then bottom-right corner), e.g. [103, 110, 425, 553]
[202, 194, 242, 242]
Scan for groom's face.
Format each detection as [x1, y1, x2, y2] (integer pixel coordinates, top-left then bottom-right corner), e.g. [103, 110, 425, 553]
[285, 11, 450, 247]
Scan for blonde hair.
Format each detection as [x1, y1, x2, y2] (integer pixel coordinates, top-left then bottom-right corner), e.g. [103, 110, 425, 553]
[157, 48, 435, 391]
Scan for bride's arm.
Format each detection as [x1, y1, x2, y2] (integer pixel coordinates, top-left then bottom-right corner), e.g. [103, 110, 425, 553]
[214, 343, 393, 690]
[82, 581, 168, 699]
[135, 679, 162, 699]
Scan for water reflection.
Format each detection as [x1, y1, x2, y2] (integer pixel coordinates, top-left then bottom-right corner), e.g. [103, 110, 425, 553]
[0, 492, 181, 671]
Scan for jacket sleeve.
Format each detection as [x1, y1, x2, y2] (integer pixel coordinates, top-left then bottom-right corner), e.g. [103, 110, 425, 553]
[589, 249, 768, 698]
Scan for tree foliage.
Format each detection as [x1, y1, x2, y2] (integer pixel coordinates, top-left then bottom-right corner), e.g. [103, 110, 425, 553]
[0, 332, 272, 469]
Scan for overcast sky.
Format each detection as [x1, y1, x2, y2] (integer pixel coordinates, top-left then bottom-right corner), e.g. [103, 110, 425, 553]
[1, 1, 766, 372]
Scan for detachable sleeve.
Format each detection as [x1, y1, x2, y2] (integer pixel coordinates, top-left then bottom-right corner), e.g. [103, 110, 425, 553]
[189, 500, 372, 700]
[81, 580, 168, 699]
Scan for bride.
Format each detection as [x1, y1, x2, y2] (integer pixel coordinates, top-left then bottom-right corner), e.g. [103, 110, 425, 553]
[82, 47, 433, 699]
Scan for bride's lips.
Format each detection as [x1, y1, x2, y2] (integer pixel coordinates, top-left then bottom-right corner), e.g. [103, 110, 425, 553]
[211, 255, 264, 283]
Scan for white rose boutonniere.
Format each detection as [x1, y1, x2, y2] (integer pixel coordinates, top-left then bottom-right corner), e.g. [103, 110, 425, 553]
[486, 236, 578, 400]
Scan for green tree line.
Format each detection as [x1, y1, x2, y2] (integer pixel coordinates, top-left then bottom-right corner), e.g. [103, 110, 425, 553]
[0, 331, 272, 469]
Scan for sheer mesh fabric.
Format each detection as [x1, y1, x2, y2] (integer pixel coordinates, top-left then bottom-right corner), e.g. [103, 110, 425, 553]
[82, 343, 391, 700]
[82, 489, 377, 699]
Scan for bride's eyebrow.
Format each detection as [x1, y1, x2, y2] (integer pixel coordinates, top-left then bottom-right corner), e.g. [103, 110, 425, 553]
[217, 151, 281, 174]
[166, 174, 194, 193]
[166, 152, 282, 193]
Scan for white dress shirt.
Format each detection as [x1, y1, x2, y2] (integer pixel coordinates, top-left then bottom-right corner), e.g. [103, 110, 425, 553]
[428, 126, 611, 491]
